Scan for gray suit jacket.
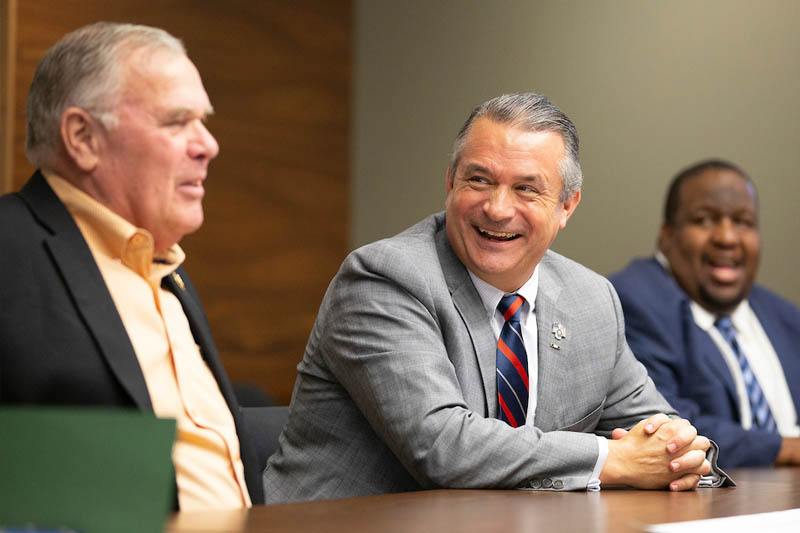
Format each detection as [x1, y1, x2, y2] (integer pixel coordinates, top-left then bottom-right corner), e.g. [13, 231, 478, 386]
[264, 213, 674, 502]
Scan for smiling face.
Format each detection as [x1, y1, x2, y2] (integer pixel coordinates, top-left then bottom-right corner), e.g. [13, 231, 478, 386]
[659, 168, 760, 315]
[92, 47, 219, 252]
[445, 118, 580, 292]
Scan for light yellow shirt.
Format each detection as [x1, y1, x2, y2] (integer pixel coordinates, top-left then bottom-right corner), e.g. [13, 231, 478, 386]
[45, 172, 252, 510]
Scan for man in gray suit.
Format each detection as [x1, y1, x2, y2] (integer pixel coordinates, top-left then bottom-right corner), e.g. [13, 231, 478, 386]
[264, 93, 711, 502]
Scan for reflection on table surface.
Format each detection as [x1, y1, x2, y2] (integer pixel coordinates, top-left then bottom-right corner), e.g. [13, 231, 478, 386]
[167, 468, 800, 533]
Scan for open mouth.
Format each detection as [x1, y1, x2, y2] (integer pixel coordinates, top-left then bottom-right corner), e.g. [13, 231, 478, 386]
[705, 256, 742, 283]
[476, 227, 521, 242]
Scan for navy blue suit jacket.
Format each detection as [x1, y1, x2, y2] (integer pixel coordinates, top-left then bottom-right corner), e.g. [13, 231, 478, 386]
[609, 257, 800, 467]
[0, 171, 264, 505]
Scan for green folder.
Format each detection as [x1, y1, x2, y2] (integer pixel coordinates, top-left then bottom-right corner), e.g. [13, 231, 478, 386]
[0, 408, 176, 533]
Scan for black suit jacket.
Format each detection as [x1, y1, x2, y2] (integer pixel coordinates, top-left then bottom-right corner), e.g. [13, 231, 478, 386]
[0, 170, 264, 505]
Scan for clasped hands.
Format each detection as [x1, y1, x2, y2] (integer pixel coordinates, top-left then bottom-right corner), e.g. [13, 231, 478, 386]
[599, 414, 711, 491]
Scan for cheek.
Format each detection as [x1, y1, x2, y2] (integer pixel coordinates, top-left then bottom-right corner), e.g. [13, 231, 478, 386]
[675, 230, 707, 260]
[744, 234, 760, 255]
[448, 191, 477, 218]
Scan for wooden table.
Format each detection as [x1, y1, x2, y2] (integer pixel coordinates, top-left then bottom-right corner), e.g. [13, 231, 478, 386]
[167, 468, 800, 532]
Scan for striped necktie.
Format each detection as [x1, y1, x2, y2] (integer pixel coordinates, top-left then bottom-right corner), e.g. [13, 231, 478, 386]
[715, 316, 777, 433]
[496, 294, 529, 428]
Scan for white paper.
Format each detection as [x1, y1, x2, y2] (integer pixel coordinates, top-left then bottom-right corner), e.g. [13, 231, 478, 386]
[645, 508, 800, 533]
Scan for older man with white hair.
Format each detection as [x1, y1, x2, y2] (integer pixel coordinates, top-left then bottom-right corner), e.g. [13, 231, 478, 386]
[0, 22, 262, 509]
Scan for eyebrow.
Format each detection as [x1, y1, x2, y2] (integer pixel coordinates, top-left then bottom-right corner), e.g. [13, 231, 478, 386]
[461, 163, 546, 185]
[462, 163, 491, 175]
[163, 106, 215, 122]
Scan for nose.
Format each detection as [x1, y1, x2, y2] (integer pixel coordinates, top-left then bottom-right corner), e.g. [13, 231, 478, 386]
[710, 217, 739, 246]
[188, 120, 220, 161]
[483, 187, 515, 221]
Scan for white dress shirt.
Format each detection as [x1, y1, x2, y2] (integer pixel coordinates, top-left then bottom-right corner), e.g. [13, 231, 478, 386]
[467, 268, 607, 490]
[689, 301, 800, 436]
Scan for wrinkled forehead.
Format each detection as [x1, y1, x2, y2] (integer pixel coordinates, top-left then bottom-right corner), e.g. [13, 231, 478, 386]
[119, 47, 211, 109]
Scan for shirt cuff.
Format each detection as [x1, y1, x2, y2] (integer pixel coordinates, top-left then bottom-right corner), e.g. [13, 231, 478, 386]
[587, 436, 608, 491]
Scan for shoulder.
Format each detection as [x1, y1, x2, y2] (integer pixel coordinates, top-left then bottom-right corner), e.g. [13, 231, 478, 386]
[0, 190, 31, 222]
[541, 250, 614, 290]
[343, 213, 445, 283]
[608, 257, 665, 291]
[750, 284, 800, 321]
[539, 250, 620, 311]
[541, 249, 601, 282]
[0, 190, 44, 247]
[608, 257, 684, 306]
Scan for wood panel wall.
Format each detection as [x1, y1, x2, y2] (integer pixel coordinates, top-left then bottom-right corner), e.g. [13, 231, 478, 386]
[3, 0, 351, 404]
[0, 0, 15, 193]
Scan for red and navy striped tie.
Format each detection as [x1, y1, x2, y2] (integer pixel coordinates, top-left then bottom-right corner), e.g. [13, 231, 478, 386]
[496, 294, 529, 427]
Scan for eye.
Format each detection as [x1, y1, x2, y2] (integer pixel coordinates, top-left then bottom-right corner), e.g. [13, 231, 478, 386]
[690, 214, 714, 227]
[734, 215, 757, 228]
[466, 176, 491, 188]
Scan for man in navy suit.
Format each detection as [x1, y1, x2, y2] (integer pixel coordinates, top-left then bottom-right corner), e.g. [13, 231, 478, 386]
[610, 159, 800, 468]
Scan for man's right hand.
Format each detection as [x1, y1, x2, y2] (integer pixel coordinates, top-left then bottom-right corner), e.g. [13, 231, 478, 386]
[776, 437, 800, 465]
[599, 414, 711, 491]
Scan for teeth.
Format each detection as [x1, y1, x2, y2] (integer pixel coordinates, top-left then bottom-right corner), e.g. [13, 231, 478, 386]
[480, 228, 518, 239]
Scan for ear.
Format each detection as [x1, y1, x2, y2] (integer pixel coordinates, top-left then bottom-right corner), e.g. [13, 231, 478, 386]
[445, 166, 454, 194]
[657, 223, 671, 253]
[558, 190, 581, 229]
[60, 107, 102, 172]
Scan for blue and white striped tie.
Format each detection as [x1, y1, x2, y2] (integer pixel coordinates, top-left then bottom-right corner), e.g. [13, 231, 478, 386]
[715, 316, 777, 433]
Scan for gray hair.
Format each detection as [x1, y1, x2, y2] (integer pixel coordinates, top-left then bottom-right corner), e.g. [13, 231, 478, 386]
[449, 92, 582, 202]
[25, 22, 186, 169]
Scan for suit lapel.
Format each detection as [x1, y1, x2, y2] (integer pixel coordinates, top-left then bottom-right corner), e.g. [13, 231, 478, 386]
[532, 257, 573, 431]
[750, 292, 800, 416]
[21, 172, 152, 411]
[162, 270, 237, 408]
[435, 226, 497, 416]
[681, 301, 741, 417]
[163, 269, 264, 503]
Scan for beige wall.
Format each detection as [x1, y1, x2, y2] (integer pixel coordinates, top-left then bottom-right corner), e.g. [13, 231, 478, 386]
[353, 0, 800, 304]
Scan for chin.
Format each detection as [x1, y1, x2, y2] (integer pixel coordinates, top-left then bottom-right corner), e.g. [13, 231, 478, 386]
[702, 289, 746, 313]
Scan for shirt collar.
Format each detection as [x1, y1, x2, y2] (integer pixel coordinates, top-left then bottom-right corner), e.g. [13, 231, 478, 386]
[654, 249, 669, 271]
[468, 266, 539, 319]
[43, 171, 185, 283]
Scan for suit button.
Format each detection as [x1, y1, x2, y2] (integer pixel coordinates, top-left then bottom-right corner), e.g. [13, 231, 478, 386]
[553, 480, 564, 489]
[530, 479, 542, 489]
[542, 478, 553, 488]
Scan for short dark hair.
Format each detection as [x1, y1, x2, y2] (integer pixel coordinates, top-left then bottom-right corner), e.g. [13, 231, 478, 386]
[663, 159, 755, 226]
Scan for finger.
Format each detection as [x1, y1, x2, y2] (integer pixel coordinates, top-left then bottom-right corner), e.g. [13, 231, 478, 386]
[666, 423, 698, 454]
[691, 435, 711, 453]
[669, 450, 708, 472]
[669, 473, 701, 492]
[611, 428, 628, 440]
[642, 413, 672, 435]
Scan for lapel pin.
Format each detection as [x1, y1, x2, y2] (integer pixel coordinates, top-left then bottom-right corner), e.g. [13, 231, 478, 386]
[552, 322, 566, 340]
[172, 272, 186, 291]
[549, 342, 561, 350]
